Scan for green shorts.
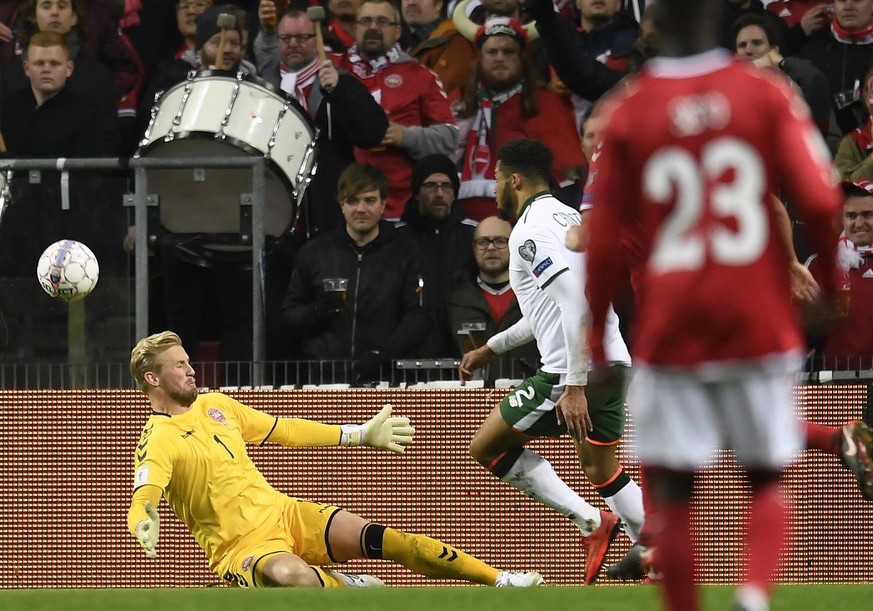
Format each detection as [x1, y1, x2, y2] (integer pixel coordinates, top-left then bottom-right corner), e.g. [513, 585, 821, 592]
[498, 366, 630, 443]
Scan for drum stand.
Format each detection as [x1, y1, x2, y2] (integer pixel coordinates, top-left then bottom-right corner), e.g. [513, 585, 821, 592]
[127, 155, 270, 385]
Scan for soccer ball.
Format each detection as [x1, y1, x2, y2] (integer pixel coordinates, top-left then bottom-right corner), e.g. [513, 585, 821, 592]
[36, 240, 100, 302]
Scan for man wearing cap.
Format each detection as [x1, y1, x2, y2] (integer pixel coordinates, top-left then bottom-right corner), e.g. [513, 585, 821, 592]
[140, 4, 246, 120]
[452, 17, 584, 221]
[336, 0, 458, 221]
[396, 154, 477, 355]
[195, 4, 245, 71]
[452, 0, 541, 42]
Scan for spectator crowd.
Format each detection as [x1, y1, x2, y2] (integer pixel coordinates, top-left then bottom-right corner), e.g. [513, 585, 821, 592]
[0, 0, 871, 381]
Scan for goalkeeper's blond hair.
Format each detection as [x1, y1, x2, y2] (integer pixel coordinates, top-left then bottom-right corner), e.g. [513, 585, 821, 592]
[130, 331, 184, 392]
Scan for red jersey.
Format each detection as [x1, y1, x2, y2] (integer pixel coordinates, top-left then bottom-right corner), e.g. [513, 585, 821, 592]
[767, 0, 830, 28]
[336, 54, 456, 219]
[586, 50, 841, 369]
[810, 249, 873, 361]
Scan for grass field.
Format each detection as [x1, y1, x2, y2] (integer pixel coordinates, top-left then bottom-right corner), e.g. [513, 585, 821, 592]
[3, 584, 872, 611]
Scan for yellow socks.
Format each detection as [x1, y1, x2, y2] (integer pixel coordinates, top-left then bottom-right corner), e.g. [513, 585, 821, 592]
[311, 566, 345, 588]
[381, 528, 499, 585]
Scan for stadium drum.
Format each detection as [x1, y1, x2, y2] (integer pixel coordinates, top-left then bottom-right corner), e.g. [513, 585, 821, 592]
[137, 70, 316, 254]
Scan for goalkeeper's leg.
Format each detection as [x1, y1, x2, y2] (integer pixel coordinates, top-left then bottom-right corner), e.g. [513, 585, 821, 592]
[370, 524, 496, 584]
[367, 524, 543, 586]
[259, 554, 344, 587]
[328, 510, 541, 586]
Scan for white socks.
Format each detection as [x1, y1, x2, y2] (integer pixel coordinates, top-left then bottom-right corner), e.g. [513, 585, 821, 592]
[498, 448, 602, 534]
[603, 477, 644, 542]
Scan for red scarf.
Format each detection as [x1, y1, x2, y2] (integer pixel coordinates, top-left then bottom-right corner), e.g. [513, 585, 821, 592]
[329, 19, 356, 49]
[831, 18, 873, 44]
[461, 84, 522, 183]
[848, 117, 873, 153]
[279, 58, 320, 113]
[120, 0, 142, 29]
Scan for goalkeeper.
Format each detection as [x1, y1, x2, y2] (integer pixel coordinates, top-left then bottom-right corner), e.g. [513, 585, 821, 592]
[127, 331, 542, 588]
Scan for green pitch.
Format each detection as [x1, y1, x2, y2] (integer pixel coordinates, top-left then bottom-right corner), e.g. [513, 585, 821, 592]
[3, 584, 872, 611]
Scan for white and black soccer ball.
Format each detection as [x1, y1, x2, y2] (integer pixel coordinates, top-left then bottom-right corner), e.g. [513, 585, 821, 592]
[36, 239, 100, 302]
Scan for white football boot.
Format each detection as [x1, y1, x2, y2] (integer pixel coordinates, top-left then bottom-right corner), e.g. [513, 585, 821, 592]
[325, 569, 385, 587]
[494, 571, 545, 587]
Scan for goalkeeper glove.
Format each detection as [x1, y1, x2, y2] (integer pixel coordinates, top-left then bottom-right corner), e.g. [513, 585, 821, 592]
[135, 501, 160, 558]
[341, 404, 414, 454]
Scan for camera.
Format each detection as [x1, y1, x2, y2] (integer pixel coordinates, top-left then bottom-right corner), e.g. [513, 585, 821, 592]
[834, 88, 859, 110]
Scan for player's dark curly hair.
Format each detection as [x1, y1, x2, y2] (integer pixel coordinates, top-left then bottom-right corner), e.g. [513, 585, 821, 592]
[497, 138, 552, 184]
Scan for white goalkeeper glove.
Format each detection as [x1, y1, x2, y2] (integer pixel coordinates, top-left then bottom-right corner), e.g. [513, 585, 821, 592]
[134, 501, 160, 558]
[341, 404, 414, 454]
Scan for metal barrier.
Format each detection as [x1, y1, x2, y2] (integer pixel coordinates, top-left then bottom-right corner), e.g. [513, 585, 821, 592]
[0, 357, 538, 390]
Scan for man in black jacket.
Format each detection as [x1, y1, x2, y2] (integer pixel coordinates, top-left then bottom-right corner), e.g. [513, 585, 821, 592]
[0, 31, 123, 361]
[524, 0, 625, 107]
[396, 154, 476, 356]
[280, 162, 431, 385]
[734, 12, 831, 136]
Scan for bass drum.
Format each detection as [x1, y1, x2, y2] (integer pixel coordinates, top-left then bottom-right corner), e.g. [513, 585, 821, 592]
[137, 70, 317, 261]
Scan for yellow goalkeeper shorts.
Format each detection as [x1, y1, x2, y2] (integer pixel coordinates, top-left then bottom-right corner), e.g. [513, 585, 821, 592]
[218, 497, 343, 588]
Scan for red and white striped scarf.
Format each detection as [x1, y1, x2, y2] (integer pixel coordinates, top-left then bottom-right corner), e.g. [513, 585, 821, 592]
[831, 18, 873, 45]
[461, 84, 522, 182]
[280, 58, 320, 113]
[848, 116, 873, 153]
[344, 44, 404, 80]
[838, 231, 873, 271]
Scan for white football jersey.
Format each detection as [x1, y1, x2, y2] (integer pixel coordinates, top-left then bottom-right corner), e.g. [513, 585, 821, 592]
[509, 193, 630, 378]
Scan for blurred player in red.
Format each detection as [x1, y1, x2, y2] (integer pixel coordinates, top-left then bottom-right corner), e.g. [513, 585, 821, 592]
[585, 1, 843, 610]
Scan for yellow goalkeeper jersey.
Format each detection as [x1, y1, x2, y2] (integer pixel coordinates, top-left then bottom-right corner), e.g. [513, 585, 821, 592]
[132, 393, 335, 571]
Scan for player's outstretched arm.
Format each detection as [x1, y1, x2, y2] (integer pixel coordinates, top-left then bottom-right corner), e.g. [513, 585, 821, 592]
[341, 404, 415, 454]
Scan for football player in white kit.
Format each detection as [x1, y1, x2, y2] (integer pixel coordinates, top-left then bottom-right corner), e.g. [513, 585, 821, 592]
[459, 138, 644, 585]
